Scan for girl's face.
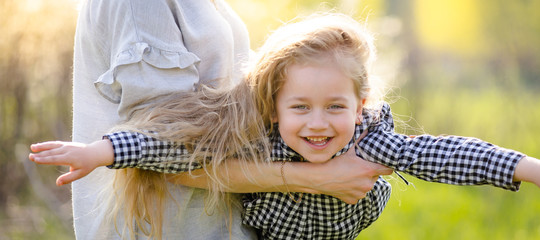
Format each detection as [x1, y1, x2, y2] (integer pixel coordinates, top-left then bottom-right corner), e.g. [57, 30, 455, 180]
[272, 63, 363, 163]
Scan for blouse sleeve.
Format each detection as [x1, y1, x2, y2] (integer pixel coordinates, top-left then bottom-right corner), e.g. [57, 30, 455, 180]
[104, 131, 201, 173]
[92, 0, 202, 120]
[357, 103, 524, 191]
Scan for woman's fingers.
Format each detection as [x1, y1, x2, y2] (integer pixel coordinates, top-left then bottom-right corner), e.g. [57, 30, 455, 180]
[341, 193, 367, 205]
[356, 129, 369, 143]
[375, 165, 393, 176]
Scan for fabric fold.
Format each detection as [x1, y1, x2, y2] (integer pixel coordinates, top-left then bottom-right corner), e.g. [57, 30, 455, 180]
[94, 42, 201, 103]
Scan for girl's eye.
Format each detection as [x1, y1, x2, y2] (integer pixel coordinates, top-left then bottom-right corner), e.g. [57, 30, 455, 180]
[292, 105, 308, 110]
[329, 104, 345, 109]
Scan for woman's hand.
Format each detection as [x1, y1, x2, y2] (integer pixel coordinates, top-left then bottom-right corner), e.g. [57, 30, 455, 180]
[29, 140, 114, 186]
[290, 140, 394, 204]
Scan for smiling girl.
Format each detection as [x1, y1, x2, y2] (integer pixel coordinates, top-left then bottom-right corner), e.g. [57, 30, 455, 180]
[30, 13, 540, 239]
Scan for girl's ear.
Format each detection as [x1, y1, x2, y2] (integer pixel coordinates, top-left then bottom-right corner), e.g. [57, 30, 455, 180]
[271, 113, 278, 123]
[356, 114, 363, 124]
[356, 99, 366, 124]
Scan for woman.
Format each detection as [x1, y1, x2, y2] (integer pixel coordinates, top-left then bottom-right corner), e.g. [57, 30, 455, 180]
[69, 0, 390, 239]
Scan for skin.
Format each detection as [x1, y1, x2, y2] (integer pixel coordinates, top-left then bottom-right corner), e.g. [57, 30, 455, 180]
[28, 137, 393, 204]
[273, 62, 364, 163]
[514, 156, 540, 188]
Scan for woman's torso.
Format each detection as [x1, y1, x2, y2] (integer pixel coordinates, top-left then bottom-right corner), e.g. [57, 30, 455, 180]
[71, 0, 254, 239]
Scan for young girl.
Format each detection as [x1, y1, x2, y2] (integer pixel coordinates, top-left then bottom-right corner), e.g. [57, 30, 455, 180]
[30, 13, 540, 239]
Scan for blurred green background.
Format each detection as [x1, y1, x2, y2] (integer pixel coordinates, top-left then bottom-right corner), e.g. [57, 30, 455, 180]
[1, 0, 539, 239]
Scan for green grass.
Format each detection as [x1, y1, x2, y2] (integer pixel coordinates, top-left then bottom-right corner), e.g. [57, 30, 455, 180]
[359, 180, 540, 240]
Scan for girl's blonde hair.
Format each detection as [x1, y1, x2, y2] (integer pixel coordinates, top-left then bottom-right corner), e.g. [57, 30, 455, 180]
[104, 12, 381, 239]
[106, 81, 269, 239]
[247, 13, 379, 132]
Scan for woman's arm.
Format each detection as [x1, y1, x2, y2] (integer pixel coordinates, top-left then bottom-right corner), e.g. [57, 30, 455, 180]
[102, 130, 393, 202]
[170, 145, 393, 204]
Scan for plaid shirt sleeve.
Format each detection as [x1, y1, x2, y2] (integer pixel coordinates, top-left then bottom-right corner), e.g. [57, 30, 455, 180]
[357, 103, 524, 191]
[104, 131, 202, 173]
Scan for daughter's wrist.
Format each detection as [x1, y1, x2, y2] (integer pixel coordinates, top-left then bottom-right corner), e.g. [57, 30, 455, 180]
[89, 139, 115, 167]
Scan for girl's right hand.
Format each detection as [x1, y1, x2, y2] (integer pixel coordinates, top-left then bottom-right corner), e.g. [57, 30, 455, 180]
[28, 139, 114, 186]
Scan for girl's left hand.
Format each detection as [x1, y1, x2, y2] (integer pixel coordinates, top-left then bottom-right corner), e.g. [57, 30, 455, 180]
[514, 156, 540, 188]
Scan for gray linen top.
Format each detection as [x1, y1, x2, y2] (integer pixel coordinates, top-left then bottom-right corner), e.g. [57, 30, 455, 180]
[71, 0, 254, 239]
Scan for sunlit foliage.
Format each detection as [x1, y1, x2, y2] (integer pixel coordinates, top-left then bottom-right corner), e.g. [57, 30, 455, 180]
[415, 0, 485, 56]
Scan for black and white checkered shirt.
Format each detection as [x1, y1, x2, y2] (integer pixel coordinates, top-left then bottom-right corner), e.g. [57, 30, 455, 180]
[105, 102, 524, 239]
[242, 127, 391, 239]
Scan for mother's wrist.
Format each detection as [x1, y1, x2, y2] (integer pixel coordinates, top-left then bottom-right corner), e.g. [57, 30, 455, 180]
[285, 161, 325, 194]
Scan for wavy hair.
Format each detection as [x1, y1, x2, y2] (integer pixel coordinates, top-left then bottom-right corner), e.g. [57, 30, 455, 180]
[105, 81, 270, 239]
[102, 12, 384, 239]
[247, 13, 382, 132]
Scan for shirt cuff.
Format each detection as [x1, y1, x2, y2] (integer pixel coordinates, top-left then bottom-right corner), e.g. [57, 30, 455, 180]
[103, 131, 143, 169]
[490, 148, 525, 191]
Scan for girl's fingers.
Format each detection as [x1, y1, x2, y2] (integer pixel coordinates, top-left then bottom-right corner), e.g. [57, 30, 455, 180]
[30, 146, 64, 158]
[30, 152, 71, 166]
[29, 143, 79, 165]
[56, 169, 85, 186]
[30, 141, 65, 152]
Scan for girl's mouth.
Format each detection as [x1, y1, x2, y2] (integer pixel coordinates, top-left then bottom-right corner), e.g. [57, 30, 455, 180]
[305, 136, 331, 146]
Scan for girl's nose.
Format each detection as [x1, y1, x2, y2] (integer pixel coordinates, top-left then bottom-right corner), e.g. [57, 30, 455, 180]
[307, 110, 329, 129]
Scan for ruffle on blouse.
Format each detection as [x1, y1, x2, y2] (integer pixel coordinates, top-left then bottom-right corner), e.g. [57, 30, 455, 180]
[94, 42, 201, 103]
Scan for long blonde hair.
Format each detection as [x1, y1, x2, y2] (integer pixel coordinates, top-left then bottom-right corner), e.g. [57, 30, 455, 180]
[247, 13, 381, 132]
[107, 81, 270, 239]
[105, 12, 382, 239]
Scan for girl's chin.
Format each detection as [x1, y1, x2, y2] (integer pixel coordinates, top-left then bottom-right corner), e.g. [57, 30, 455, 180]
[302, 155, 333, 163]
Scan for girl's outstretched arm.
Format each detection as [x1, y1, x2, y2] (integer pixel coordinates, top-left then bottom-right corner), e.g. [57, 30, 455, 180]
[28, 140, 114, 186]
[29, 138, 392, 204]
[514, 156, 540, 187]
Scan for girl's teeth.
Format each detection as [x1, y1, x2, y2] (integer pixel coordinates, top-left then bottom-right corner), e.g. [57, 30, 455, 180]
[306, 137, 329, 145]
[307, 137, 327, 142]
